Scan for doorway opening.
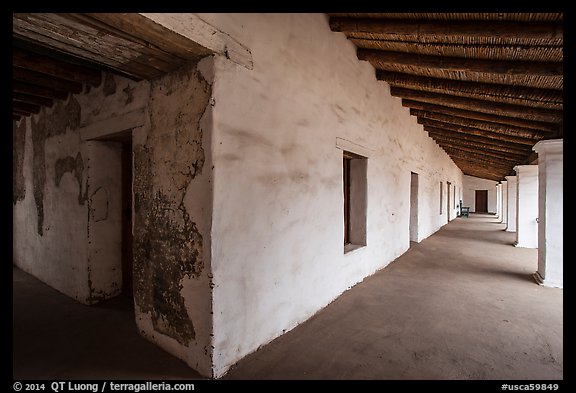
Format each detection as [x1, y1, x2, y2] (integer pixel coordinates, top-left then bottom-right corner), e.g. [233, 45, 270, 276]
[475, 189, 488, 213]
[447, 181, 451, 222]
[90, 131, 133, 303]
[409, 172, 419, 243]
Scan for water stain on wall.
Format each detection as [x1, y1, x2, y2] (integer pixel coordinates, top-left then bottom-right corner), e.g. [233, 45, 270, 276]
[31, 98, 81, 236]
[54, 152, 86, 205]
[13, 120, 27, 204]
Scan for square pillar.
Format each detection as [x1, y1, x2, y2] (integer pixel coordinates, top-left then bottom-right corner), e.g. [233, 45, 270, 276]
[496, 184, 502, 220]
[505, 176, 517, 232]
[532, 139, 563, 288]
[500, 180, 508, 225]
[514, 165, 538, 248]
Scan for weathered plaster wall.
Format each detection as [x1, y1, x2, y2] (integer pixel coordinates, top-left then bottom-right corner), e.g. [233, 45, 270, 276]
[13, 62, 216, 376]
[13, 73, 148, 303]
[201, 13, 463, 377]
[131, 58, 215, 377]
[462, 175, 498, 213]
[13, 96, 91, 302]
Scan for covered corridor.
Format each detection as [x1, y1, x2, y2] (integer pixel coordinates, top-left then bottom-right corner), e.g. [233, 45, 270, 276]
[13, 213, 562, 380]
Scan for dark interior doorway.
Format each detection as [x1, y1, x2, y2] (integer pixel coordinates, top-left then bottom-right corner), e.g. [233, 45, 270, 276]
[121, 140, 133, 294]
[475, 190, 488, 213]
[96, 131, 133, 297]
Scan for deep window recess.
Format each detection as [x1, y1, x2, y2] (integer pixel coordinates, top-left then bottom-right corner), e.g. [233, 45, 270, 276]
[343, 151, 367, 253]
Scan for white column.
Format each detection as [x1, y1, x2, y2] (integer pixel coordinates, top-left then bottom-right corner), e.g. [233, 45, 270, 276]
[505, 176, 517, 232]
[500, 180, 508, 225]
[496, 184, 502, 219]
[532, 139, 563, 288]
[514, 165, 538, 248]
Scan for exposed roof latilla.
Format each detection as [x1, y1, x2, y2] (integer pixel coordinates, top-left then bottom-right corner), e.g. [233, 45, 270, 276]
[328, 13, 563, 181]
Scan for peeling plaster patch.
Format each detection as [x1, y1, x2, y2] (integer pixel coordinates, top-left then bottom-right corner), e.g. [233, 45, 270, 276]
[133, 146, 203, 345]
[13, 120, 27, 204]
[31, 98, 81, 236]
[54, 152, 86, 205]
[103, 73, 117, 96]
[89, 186, 109, 222]
[132, 63, 211, 347]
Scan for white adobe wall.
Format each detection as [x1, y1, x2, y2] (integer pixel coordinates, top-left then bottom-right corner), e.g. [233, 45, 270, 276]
[202, 13, 463, 377]
[462, 175, 498, 213]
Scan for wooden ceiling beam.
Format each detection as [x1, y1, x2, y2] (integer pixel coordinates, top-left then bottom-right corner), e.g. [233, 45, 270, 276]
[13, 108, 32, 115]
[442, 146, 519, 167]
[378, 70, 562, 109]
[83, 13, 212, 61]
[426, 127, 531, 155]
[13, 31, 152, 81]
[13, 92, 54, 107]
[402, 99, 560, 132]
[452, 160, 509, 180]
[13, 100, 40, 114]
[402, 99, 559, 132]
[417, 116, 541, 144]
[411, 109, 547, 142]
[329, 17, 563, 40]
[359, 49, 562, 76]
[452, 159, 511, 175]
[13, 80, 69, 100]
[449, 156, 513, 173]
[453, 156, 510, 172]
[434, 143, 523, 163]
[391, 87, 562, 123]
[460, 172, 504, 182]
[13, 67, 83, 94]
[13, 13, 184, 77]
[13, 47, 102, 86]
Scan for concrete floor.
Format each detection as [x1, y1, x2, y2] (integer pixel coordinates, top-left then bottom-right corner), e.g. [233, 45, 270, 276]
[13, 214, 562, 380]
